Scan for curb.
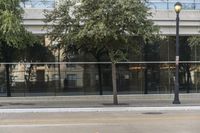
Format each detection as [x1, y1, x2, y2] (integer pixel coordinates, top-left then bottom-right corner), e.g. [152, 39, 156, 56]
[1, 106, 200, 113]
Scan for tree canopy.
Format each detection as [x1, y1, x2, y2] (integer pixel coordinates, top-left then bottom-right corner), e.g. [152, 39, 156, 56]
[45, 0, 158, 62]
[0, 0, 36, 49]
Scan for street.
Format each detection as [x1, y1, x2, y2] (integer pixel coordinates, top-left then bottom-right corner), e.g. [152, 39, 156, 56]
[0, 110, 200, 133]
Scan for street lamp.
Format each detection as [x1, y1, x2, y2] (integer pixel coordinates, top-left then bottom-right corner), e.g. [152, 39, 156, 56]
[173, 2, 182, 104]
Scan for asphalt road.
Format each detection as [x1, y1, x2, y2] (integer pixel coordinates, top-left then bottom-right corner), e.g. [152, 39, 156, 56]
[0, 110, 200, 133]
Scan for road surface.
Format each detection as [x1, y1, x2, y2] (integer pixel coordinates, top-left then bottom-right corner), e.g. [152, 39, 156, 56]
[0, 110, 200, 133]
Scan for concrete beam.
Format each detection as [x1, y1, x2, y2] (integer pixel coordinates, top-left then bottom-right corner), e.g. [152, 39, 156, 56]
[22, 9, 200, 35]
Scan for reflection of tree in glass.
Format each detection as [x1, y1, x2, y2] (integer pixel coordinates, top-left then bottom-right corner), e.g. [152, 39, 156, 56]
[33, 0, 54, 8]
[182, 3, 195, 10]
[179, 37, 191, 93]
[21, 0, 29, 8]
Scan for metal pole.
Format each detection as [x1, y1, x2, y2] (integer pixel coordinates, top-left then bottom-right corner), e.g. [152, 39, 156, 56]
[173, 13, 181, 104]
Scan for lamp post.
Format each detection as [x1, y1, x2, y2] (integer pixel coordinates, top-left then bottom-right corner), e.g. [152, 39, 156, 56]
[173, 2, 182, 104]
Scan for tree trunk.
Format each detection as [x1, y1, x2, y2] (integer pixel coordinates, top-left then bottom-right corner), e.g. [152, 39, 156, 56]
[96, 57, 103, 95]
[97, 63, 103, 95]
[58, 63, 61, 93]
[57, 45, 61, 95]
[112, 63, 118, 105]
[6, 64, 11, 97]
[25, 64, 33, 93]
[144, 67, 148, 94]
[186, 64, 191, 93]
[4, 45, 11, 97]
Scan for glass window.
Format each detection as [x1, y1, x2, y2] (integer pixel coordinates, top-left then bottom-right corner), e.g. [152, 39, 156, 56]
[148, 0, 200, 10]
[65, 74, 77, 88]
[20, 0, 55, 8]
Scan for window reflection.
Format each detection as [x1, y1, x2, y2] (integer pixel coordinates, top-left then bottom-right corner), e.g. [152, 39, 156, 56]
[128, 36, 197, 62]
[1, 62, 200, 96]
[20, 0, 55, 8]
[148, 0, 200, 10]
[1, 34, 200, 96]
[20, 0, 200, 10]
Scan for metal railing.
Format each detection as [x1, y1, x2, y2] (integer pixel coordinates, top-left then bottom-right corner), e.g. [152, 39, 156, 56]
[0, 62, 199, 97]
[148, 0, 200, 10]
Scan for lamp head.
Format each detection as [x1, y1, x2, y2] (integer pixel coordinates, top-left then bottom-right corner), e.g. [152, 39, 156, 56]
[174, 2, 182, 13]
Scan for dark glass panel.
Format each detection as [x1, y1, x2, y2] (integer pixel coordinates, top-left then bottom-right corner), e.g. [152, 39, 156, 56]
[180, 36, 191, 61]
[0, 65, 6, 96]
[191, 45, 200, 61]
[2, 63, 200, 97]
[117, 64, 144, 94]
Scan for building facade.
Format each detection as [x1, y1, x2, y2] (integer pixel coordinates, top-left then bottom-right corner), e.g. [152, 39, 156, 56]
[0, 0, 200, 96]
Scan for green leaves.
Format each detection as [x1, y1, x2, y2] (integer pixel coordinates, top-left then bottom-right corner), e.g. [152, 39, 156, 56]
[45, 0, 158, 62]
[0, 0, 34, 48]
[0, 10, 21, 45]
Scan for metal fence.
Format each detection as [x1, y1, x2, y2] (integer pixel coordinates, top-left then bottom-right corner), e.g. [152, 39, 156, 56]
[0, 62, 199, 97]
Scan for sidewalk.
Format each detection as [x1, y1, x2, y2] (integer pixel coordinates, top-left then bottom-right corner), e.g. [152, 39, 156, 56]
[0, 93, 199, 109]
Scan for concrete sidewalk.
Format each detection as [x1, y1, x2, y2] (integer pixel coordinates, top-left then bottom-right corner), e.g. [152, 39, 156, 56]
[0, 94, 199, 109]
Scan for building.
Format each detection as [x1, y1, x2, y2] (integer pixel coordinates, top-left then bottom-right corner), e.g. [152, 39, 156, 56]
[0, 0, 200, 96]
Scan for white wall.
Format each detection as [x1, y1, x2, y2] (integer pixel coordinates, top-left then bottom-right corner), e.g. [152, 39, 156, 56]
[151, 10, 200, 35]
[23, 8, 200, 35]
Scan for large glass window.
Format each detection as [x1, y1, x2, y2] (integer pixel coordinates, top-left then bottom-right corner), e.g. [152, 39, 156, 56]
[1, 62, 200, 96]
[20, 0, 200, 10]
[148, 0, 200, 10]
[128, 36, 197, 62]
[1, 35, 200, 96]
[20, 0, 55, 8]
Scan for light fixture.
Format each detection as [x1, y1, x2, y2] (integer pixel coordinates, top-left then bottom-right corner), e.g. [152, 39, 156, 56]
[174, 2, 182, 13]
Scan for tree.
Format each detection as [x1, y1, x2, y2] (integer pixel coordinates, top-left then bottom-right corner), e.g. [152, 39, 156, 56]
[0, 0, 36, 96]
[45, 0, 157, 104]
